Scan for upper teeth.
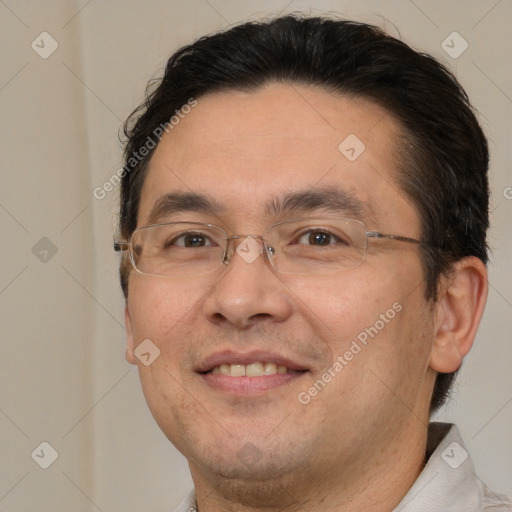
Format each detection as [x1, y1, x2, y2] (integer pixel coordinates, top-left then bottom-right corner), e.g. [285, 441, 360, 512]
[211, 362, 288, 377]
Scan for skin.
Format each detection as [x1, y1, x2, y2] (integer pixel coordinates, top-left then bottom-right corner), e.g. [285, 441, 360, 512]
[124, 83, 488, 511]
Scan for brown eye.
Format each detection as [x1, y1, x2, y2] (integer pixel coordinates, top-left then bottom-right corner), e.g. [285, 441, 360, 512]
[167, 232, 215, 248]
[307, 231, 331, 246]
[296, 230, 347, 246]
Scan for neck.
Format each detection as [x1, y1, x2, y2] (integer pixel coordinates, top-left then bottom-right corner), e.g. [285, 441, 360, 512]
[189, 422, 429, 512]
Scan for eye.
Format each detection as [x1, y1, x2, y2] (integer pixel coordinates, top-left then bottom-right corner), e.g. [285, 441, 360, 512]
[167, 232, 216, 248]
[296, 229, 347, 247]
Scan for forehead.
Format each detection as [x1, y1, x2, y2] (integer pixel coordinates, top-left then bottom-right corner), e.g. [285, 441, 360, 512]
[138, 83, 420, 234]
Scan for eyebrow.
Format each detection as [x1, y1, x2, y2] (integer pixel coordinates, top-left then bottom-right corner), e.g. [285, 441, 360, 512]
[146, 186, 369, 226]
[147, 192, 223, 225]
[266, 186, 368, 219]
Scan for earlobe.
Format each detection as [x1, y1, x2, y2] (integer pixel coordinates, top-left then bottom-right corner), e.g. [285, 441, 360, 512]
[429, 256, 488, 374]
[125, 304, 137, 365]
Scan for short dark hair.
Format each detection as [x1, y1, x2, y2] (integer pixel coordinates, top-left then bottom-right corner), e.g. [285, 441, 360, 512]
[119, 15, 489, 413]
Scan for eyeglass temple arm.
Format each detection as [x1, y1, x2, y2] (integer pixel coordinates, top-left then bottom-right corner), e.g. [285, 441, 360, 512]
[114, 241, 130, 252]
[366, 231, 424, 245]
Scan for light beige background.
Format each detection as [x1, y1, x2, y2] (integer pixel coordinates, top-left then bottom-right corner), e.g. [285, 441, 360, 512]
[0, 0, 510, 510]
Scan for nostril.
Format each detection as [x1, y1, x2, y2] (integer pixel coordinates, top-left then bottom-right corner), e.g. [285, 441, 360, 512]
[251, 313, 272, 321]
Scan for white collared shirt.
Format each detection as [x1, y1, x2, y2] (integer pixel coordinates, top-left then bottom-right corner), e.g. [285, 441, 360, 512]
[174, 423, 512, 511]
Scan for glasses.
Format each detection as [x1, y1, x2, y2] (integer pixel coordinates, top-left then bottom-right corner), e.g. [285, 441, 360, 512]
[114, 218, 425, 278]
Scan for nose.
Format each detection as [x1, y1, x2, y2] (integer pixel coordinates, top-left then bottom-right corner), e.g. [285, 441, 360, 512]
[201, 236, 293, 329]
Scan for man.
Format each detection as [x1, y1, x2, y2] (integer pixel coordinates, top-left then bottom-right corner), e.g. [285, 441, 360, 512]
[114, 15, 512, 511]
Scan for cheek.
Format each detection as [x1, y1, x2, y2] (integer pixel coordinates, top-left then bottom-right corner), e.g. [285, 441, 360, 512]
[282, 272, 403, 349]
[127, 275, 207, 360]
[127, 276, 206, 439]
[284, 260, 431, 406]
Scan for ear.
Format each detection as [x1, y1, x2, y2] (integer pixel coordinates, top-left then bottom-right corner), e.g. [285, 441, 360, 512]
[429, 256, 488, 373]
[124, 304, 137, 365]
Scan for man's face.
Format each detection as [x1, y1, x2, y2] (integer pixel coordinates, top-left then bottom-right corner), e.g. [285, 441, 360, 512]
[125, 83, 437, 485]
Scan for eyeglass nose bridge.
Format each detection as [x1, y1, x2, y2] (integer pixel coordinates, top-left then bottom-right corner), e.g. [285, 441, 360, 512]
[221, 234, 271, 266]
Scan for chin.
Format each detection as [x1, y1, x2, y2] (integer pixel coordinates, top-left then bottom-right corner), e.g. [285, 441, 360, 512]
[185, 431, 315, 481]
[194, 450, 296, 481]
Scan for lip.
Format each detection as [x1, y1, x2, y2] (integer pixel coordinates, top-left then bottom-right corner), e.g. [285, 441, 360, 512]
[196, 349, 309, 395]
[195, 349, 310, 374]
[201, 372, 305, 393]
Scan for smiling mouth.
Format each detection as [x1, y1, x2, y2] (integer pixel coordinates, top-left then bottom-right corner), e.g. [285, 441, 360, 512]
[197, 351, 310, 394]
[209, 362, 301, 377]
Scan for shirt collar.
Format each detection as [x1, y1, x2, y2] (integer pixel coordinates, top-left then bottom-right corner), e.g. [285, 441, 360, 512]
[392, 422, 511, 512]
[175, 488, 197, 512]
